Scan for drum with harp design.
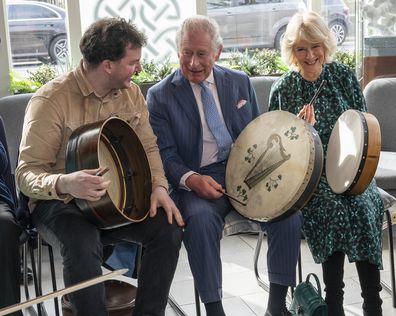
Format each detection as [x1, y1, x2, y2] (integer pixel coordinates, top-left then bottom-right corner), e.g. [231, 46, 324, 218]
[326, 109, 381, 195]
[66, 117, 152, 229]
[225, 110, 323, 222]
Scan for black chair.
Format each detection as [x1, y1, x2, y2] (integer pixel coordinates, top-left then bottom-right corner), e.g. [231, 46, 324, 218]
[0, 114, 59, 316]
[0, 93, 60, 316]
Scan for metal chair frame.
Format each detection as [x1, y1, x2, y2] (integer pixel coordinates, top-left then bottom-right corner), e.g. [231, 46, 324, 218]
[22, 233, 60, 316]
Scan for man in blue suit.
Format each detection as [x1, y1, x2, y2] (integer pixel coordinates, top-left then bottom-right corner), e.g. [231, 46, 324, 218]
[147, 15, 302, 316]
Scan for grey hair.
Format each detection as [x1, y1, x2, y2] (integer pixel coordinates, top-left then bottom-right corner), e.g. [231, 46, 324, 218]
[281, 11, 337, 71]
[176, 15, 223, 53]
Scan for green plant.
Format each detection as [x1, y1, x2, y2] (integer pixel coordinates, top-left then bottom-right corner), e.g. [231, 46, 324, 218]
[333, 49, 356, 72]
[27, 64, 57, 86]
[9, 71, 40, 95]
[224, 49, 260, 76]
[220, 48, 289, 76]
[253, 49, 289, 75]
[9, 62, 72, 95]
[132, 58, 176, 84]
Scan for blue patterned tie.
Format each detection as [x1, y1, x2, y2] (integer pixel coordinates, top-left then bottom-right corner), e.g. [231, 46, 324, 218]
[200, 81, 233, 161]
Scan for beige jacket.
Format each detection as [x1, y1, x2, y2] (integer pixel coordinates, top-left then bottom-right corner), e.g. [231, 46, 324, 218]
[16, 61, 168, 211]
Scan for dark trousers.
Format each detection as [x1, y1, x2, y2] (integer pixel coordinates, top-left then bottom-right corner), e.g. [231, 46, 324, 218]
[0, 202, 22, 316]
[176, 162, 302, 303]
[32, 200, 183, 316]
[322, 251, 382, 316]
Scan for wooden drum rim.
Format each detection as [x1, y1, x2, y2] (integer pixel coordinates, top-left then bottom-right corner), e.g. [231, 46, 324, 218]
[62, 279, 136, 311]
[347, 111, 381, 195]
[326, 110, 381, 195]
[65, 117, 152, 228]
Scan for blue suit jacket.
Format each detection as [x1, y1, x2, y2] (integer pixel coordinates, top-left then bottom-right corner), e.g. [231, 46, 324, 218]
[147, 64, 260, 190]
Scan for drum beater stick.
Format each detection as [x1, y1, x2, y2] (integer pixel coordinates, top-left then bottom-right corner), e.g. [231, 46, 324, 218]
[96, 167, 110, 176]
[309, 80, 326, 106]
[219, 189, 247, 206]
[0, 269, 128, 316]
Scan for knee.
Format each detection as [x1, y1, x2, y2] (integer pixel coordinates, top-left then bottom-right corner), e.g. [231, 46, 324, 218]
[61, 228, 102, 263]
[160, 221, 183, 249]
[186, 208, 223, 233]
[269, 211, 303, 236]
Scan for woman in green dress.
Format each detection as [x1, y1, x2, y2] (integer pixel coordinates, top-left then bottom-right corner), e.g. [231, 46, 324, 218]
[269, 11, 384, 316]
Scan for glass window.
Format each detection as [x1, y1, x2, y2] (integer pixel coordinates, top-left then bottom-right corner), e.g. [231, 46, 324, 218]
[208, 0, 355, 51]
[359, 0, 396, 86]
[6, 0, 69, 83]
[207, 0, 233, 9]
[207, 0, 307, 52]
[8, 4, 60, 20]
[321, 0, 353, 47]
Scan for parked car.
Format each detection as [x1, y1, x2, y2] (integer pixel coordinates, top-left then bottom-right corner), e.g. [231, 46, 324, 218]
[207, 0, 350, 51]
[324, 0, 351, 45]
[7, 0, 68, 63]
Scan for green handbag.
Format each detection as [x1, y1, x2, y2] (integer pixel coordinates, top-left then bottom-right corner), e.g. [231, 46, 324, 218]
[289, 273, 328, 316]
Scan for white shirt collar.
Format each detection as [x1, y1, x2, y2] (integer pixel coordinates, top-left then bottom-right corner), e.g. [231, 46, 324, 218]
[191, 71, 215, 87]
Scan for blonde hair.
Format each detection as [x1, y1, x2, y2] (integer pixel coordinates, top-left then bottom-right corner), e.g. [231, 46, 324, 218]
[281, 11, 337, 71]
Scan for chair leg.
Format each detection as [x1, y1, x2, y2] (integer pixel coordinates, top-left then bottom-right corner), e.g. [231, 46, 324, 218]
[23, 242, 39, 316]
[253, 231, 301, 302]
[166, 283, 200, 316]
[47, 244, 60, 316]
[28, 237, 47, 316]
[253, 231, 269, 292]
[194, 283, 201, 316]
[298, 250, 302, 284]
[383, 209, 396, 308]
[23, 242, 31, 300]
[36, 235, 60, 316]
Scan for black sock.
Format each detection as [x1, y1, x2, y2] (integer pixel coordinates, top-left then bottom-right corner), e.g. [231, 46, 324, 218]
[267, 282, 288, 313]
[205, 301, 226, 316]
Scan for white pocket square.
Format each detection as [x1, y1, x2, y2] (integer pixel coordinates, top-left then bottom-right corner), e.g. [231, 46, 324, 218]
[236, 99, 247, 109]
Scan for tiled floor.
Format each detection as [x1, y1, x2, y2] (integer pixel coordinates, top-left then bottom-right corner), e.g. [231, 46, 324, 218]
[19, 222, 396, 316]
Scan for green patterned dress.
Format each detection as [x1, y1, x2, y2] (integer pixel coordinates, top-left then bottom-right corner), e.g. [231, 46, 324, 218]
[269, 62, 384, 267]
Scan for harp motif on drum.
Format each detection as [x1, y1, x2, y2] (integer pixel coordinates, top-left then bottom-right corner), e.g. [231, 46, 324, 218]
[244, 134, 291, 189]
[225, 110, 323, 222]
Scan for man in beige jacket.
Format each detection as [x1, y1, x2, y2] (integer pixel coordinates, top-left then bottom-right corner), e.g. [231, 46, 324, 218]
[16, 17, 183, 316]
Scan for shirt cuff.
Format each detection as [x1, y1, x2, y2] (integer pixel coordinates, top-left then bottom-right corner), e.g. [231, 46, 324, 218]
[180, 171, 199, 191]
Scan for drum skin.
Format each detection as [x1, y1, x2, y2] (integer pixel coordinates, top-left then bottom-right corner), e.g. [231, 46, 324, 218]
[62, 279, 137, 315]
[326, 109, 381, 195]
[66, 117, 152, 229]
[226, 110, 323, 222]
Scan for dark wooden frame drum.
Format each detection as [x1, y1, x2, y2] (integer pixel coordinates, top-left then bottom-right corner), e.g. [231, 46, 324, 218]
[66, 117, 152, 229]
[62, 279, 137, 316]
[225, 110, 323, 222]
[326, 109, 381, 195]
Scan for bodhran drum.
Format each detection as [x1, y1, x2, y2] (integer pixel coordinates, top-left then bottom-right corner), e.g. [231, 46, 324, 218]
[225, 110, 323, 222]
[62, 279, 137, 316]
[66, 117, 152, 229]
[326, 109, 381, 195]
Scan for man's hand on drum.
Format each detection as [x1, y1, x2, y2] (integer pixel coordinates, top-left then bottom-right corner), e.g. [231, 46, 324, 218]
[56, 168, 110, 201]
[149, 186, 185, 227]
[297, 104, 317, 126]
[186, 173, 224, 200]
